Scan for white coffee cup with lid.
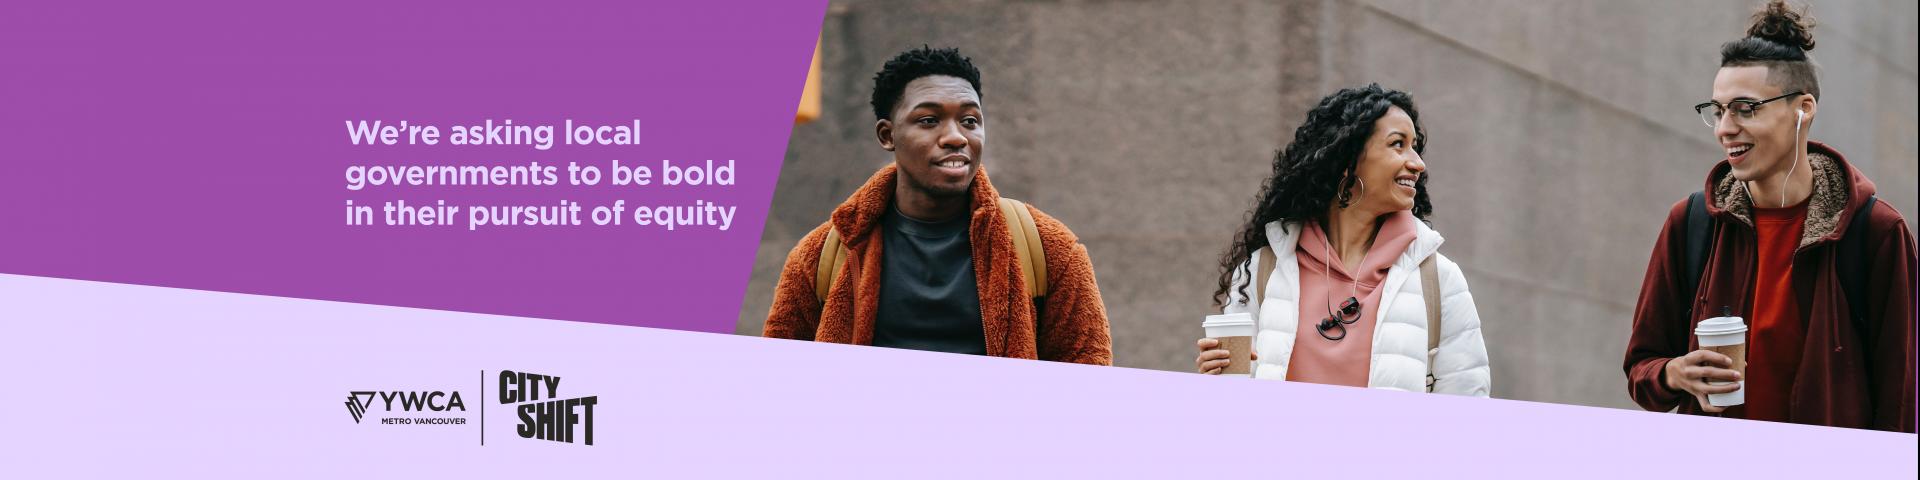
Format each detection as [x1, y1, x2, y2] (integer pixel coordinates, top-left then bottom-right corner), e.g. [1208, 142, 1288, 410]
[1203, 313, 1256, 377]
[1695, 313, 1749, 407]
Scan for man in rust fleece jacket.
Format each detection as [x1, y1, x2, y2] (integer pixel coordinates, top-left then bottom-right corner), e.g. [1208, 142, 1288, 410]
[1624, 1, 1915, 432]
[764, 46, 1112, 365]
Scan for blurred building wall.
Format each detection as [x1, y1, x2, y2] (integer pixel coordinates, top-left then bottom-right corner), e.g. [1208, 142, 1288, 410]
[737, 0, 1918, 410]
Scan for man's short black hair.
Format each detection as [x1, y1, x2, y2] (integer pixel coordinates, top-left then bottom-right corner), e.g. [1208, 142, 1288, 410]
[870, 46, 982, 121]
[1721, 0, 1820, 99]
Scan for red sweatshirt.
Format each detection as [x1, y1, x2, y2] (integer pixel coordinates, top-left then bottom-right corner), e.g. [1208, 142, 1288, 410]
[1745, 200, 1807, 422]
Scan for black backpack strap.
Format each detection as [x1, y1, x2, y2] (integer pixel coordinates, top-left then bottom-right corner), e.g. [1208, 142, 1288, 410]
[1682, 191, 1715, 318]
[1682, 190, 1875, 330]
[1837, 194, 1878, 331]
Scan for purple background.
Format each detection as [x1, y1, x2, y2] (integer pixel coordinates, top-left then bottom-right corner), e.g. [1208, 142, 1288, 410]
[3, 3, 1913, 476]
[0, 0, 825, 332]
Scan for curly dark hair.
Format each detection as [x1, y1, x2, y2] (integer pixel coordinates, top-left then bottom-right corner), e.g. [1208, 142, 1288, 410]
[1720, 0, 1819, 99]
[870, 46, 983, 121]
[1212, 84, 1431, 308]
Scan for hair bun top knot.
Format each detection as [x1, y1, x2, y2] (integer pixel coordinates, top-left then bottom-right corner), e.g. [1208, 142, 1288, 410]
[1748, 0, 1816, 52]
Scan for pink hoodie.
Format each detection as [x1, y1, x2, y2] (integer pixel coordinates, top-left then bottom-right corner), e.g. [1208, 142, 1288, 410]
[1287, 210, 1420, 387]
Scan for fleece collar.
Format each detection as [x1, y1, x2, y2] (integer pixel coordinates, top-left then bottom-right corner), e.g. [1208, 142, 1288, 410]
[1705, 140, 1876, 250]
[830, 164, 1000, 246]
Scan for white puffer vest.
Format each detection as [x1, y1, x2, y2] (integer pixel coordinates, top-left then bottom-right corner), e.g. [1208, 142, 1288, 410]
[1222, 219, 1490, 396]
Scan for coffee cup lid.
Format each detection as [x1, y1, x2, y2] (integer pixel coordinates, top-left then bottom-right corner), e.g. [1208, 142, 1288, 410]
[1203, 312, 1254, 328]
[1694, 315, 1748, 336]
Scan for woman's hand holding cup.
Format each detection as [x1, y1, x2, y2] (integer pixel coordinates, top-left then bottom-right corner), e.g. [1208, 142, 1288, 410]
[1196, 337, 1257, 374]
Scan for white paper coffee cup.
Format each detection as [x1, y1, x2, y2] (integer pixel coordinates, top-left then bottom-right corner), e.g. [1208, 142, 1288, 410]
[1695, 315, 1749, 407]
[1204, 312, 1255, 377]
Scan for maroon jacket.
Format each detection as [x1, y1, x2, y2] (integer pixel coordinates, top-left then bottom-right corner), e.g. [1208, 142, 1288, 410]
[1623, 141, 1916, 432]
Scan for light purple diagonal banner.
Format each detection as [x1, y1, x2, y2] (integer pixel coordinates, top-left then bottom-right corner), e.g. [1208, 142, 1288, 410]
[2, 274, 1914, 477]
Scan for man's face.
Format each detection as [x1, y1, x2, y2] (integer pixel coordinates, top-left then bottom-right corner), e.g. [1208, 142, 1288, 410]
[877, 75, 984, 198]
[1710, 66, 1812, 181]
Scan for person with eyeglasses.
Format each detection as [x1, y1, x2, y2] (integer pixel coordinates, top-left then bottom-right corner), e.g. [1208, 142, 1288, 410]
[1193, 84, 1489, 397]
[1623, 1, 1916, 431]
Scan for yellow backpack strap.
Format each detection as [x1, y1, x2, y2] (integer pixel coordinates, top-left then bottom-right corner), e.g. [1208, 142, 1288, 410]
[813, 226, 849, 304]
[997, 198, 1047, 298]
[1254, 246, 1275, 314]
[1420, 254, 1442, 392]
[818, 201, 1046, 302]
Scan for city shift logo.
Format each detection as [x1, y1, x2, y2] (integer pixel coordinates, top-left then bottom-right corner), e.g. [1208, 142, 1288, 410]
[499, 370, 598, 446]
[343, 390, 468, 425]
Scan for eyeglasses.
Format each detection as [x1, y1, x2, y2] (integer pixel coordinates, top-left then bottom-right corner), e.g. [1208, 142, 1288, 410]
[1315, 296, 1362, 341]
[1694, 91, 1804, 128]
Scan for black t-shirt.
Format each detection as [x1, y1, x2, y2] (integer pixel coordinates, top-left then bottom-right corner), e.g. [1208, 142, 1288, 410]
[872, 206, 986, 355]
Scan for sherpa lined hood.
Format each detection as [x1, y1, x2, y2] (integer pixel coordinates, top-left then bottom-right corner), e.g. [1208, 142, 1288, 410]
[1704, 140, 1879, 250]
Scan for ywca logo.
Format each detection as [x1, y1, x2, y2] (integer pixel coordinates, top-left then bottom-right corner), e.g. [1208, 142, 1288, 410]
[344, 390, 469, 425]
[346, 392, 375, 423]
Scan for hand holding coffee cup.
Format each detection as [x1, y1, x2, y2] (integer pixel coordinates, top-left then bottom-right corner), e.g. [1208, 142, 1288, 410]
[1197, 313, 1257, 376]
[1667, 310, 1749, 412]
[1196, 338, 1261, 374]
[1663, 349, 1743, 413]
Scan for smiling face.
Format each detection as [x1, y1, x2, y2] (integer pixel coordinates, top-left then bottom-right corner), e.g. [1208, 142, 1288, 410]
[1346, 106, 1425, 215]
[1711, 65, 1815, 182]
[875, 75, 984, 199]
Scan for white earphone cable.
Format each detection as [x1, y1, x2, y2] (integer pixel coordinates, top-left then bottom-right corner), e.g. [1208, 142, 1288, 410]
[1748, 108, 1807, 208]
[1782, 109, 1803, 208]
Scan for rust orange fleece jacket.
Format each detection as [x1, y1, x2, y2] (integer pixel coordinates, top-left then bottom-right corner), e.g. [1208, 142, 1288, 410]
[763, 165, 1112, 365]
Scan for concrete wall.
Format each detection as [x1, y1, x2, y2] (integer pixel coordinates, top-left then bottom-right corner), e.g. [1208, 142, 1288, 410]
[737, 0, 1918, 410]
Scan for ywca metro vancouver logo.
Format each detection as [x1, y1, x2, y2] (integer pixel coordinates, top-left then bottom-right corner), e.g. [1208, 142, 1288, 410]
[344, 390, 468, 425]
[346, 392, 373, 423]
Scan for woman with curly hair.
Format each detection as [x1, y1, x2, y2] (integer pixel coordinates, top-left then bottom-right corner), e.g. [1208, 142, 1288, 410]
[1195, 84, 1489, 396]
